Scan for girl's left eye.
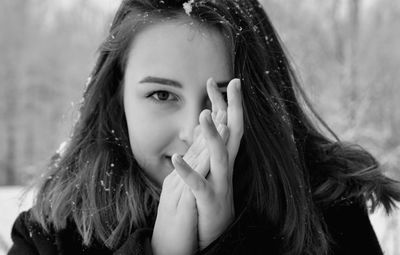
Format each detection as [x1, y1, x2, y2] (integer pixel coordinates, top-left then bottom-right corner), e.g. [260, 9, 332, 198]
[148, 91, 178, 103]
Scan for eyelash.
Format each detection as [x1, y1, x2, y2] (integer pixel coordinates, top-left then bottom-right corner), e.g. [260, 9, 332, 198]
[147, 91, 227, 106]
[147, 90, 178, 104]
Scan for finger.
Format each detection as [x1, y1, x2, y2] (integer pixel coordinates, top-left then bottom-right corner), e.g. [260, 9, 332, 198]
[177, 185, 197, 213]
[183, 112, 226, 177]
[200, 110, 229, 185]
[183, 121, 212, 178]
[226, 79, 244, 171]
[183, 123, 228, 179]
[185, 125, 205, 165]
[217, 123, 229, 145]
[184, 145, 210, 177]
[207, 78, 227, 118]
[162, 169, 181, 191]
[183, 131, 209, 176]
[181, 111, 228, 179]
[214, 109, 227, 127]
[187, 111, 226, 166]
[172, 153, 208, 193]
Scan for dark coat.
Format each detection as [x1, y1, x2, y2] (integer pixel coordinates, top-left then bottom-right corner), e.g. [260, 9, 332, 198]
[8, 198, 383, 255]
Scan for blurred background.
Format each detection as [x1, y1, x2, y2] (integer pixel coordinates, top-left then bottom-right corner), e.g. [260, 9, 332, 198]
[0, 0, 399, 254]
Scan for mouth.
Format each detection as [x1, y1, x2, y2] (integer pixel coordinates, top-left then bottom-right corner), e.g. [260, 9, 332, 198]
[164, 154, 184, 169]
[164, 155, 173, 170]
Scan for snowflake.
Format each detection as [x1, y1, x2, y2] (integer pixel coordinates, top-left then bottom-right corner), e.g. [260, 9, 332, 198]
[183, 0, 195, 16]
[56, 141, 68, 156]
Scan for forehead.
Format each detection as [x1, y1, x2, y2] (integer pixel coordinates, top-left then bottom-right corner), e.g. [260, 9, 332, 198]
[124, 18, 232, 83]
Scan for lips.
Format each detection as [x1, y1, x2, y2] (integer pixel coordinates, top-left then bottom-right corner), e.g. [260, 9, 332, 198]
[165, 154, 183, 160]
[164, 155, 173, 169]
[164, 155, 184, 169]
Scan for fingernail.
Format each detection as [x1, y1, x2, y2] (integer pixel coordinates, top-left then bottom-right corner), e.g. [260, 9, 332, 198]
[210, 77, 217, 86]
[206, 111, 212, 124]
[207, 77, 215, 88]
[235, 79, 241, 91]
[210, 78, 218, 92]
[172, 154, 183, 165]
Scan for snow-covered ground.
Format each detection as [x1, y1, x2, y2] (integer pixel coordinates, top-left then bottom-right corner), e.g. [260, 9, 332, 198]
[370, 207, 400, 255]
[0, 186, 399, 254]
[0, 186, 34, 254]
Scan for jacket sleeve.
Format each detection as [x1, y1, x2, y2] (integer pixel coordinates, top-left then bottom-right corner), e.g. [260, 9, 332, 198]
[198, 200, 385, 255]
[324, 199, 384, 255]
[196, 214, 278, 255]
[8, 211, 58, 255]
[113, 228, 153, 255]
[8, 210, 154, 255]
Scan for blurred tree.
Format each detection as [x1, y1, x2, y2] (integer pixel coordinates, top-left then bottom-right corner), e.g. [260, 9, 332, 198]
[0, 0, 31, 185]
[261, 0, 399, 181]
[0, 0, 114, 184]
[345, 0, 361, 124]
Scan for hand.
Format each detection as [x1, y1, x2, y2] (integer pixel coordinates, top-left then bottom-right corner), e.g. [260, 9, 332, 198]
[173, 78, 244, 249]
[151, 82, 229, 254]
[182, 108, 227, 177]
[151, 171, 198, 255]
[181, 77, 230, 177]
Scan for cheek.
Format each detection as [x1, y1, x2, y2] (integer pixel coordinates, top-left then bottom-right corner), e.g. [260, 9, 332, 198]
[125, 108, 173, 155]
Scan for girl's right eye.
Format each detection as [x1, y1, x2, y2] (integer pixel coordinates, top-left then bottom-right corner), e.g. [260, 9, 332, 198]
[147, 90, 178, 104]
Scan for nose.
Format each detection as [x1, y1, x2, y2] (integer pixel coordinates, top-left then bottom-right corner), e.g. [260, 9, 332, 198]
[178, 107, 201, 146]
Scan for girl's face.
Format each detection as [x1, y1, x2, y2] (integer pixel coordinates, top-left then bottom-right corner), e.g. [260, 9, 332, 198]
[123, 19, 232, 185]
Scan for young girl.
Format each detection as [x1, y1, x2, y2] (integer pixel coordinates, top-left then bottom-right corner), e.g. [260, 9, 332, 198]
[8, 0, 400, 254]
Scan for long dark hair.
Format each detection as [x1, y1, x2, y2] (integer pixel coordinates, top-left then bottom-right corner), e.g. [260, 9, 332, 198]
[31, 0, 400, 253]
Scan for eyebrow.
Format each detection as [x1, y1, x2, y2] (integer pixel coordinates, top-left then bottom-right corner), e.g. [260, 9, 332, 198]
[139, 76, 229, 89]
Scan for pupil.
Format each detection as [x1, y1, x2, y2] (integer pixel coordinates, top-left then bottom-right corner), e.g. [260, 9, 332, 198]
[158, 92, 169, 100]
